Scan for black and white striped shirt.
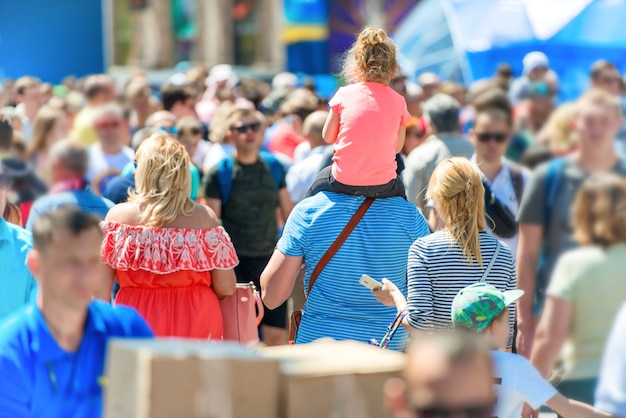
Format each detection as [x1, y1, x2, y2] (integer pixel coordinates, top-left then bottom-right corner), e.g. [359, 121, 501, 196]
[406, 230, 517, 336]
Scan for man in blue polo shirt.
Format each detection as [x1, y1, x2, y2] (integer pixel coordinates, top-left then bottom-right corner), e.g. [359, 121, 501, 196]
[0, 207, 153, 417]
[0, 161, 37, 321]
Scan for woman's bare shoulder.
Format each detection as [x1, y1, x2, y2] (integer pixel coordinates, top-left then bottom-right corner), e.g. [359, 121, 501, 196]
[104, 202, 142, 225]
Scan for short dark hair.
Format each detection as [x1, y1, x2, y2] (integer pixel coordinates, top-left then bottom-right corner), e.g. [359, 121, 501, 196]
[473, 107, 513, 128]
[0, 115, 13, 151]
[591, 60, 618, 80]
[84, 74, 113, 100]
[32, 207, 102, 251]
[160, 84, 193, 111]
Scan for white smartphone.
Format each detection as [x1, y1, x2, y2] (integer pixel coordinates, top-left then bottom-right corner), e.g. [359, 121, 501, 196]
[359, 274, 383, 291]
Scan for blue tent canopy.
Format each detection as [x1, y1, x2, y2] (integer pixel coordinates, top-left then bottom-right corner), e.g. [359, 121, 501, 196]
[393, 0, 626, 100]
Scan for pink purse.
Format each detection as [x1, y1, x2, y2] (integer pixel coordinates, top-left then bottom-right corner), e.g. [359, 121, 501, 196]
[219, 282, 264, 344]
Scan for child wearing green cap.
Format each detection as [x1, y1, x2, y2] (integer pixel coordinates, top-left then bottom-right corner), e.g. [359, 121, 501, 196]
[451, 283, 610, 418]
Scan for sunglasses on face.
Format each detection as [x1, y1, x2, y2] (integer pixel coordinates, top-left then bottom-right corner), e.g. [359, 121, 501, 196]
[475, 132, 508, 144]
[417, 403, 494, 418]
[95, 120, 121, 130]
[0, 174, 13, 189]
[232, 122, 262, 134]
[159, 126, 179, 134]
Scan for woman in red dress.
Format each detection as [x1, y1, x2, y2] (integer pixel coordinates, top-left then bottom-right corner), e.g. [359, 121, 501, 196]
[100, 133, 238, 339]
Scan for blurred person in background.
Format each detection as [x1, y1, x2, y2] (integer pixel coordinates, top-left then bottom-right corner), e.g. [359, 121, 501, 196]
[70, 74, 115, 146]
[196, 64, 240, 124]
[0, 115, 47, 223]
[417, 72, 441, 101]
[405, 82, 424, 117]
[160, 83, 196, 120]
[385, 332, 494, 418]
[531, 174, 626, 405]
[40, 83, 53, 104]
[522, 102, 578, 169]
[101, 134, 237, 338]
[588, 60, 626, 154]
[267, 90, 319, 162]
[176, 116, 209, 169]
[86, 104, 135, 194]
[494, 63, 514, 92]
[0, 208, 153, 417]
[14, 76, 43, 142]
[516, 89, 626, 358]
[401, 116, 430, 158]
[510, 80, 556, 162]
[125, 77, 156, 133]
[508, 51, 551, 105]
[595, 303, 626, 417]
[404, 93, 474, 211]
[0, 107, 24, 134]
[468, 107, 530, 258]
[145, 110, 177, 134]
[439, 81, 466, 108]
[286, 110, 330, 204]
[26, 139, 113, 231]
[26, 106, 69, 181]
[102, 127, 161, 205]
[202, 101, 238, 173]
[0, 160, 37, 321]
[203, 108, 292, 346]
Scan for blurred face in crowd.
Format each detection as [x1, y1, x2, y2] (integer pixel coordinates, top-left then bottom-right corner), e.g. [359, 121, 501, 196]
[527, 66, 548, 82]
[593, 67, 621, 96]
[172, 98, 196, 120]
[150, 111, 177, 134]
[20, 85, 44, 112]
[28, 226, 103, 310]
[574, 102, 621, 149]
[403, 121, 429, 157]
[94, 113, 123, 146]
[470, 112, 511, 164]
[178, 129, 202, 160]
[229, 115, 264, 153]
[386, 344, 494, 418]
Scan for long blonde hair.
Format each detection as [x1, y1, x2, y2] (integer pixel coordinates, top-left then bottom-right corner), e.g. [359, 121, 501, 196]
[129, 133, 195, 227]
[27, 106, 65, 160]
[428, 158, 486, 265]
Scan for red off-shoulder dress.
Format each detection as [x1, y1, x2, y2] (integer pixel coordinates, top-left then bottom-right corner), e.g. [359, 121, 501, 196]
[101, 221, 239, 339]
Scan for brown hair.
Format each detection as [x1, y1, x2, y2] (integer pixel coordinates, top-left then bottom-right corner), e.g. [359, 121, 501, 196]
[573, 173, 626, 247]
[342, 27, 398, 85]
[26, 106, 65, 160]
[428, 158, 486, 265]
[15, 76, 41, 96]
[3, 202, 23, 227]
[590, 60, 618, 80]
[226, 108, 265, 130]
[0, 114, 13, 151]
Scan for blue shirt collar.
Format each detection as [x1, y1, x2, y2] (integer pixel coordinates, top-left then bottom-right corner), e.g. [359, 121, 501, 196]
[26, 301, 107, 362]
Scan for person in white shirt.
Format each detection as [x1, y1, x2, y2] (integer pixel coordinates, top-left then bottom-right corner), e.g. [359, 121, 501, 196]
[451, 283, 610, 418]
[14, 76, 43, 143]
[286, 111, 331, 204]
[469, 107, 531, 258]
[595, 303, 626, 417]
[87, 104, 135, 194]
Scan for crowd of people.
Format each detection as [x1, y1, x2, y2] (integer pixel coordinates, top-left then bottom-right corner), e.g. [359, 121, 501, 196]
[1, 25, 626, 417]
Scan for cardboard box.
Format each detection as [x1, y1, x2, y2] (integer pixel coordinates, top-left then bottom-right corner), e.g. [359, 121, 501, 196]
[260, 339, 406, 418]
[103, 339, 280, 418]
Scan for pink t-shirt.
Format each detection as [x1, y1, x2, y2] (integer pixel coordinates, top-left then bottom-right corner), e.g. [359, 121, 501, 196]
[329, 82, 411, 186]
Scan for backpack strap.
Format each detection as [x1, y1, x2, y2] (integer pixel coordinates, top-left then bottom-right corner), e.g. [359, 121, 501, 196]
[544, 158, 566, 234]
[508, 162, 524, 205]
[216, 156, 235, 207]
[259, 150, 285, 191]
[480, 240, 501, 282]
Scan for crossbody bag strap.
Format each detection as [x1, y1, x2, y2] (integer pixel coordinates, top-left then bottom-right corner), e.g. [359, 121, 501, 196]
[306, 197, 375, 297]
[480, 240, 501, 282]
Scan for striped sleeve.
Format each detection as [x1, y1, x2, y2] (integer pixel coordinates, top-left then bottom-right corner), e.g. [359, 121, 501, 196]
[406, 240, 434, 330]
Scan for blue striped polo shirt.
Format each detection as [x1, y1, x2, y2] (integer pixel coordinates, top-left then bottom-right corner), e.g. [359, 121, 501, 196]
[277, 192, 430, 351]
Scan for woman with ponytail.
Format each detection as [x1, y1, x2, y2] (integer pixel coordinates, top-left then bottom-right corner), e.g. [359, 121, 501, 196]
[374, 157, 517, 346]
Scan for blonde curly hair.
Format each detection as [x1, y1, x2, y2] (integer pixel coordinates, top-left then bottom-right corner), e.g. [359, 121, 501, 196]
[342, 27, 398, 85]
[428, 158, 486, 266]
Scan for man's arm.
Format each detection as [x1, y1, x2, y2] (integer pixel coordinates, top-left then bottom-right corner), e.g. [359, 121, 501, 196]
[516, 223, 543, 357]
[531, 296, 572, 377]
[278, 188, 294, 220]
[260, 250, 303, 309]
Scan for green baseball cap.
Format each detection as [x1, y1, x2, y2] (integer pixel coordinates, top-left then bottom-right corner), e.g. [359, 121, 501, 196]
[451, 283, 525, 332]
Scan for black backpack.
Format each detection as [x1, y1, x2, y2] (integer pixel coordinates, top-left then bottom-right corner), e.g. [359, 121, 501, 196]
[483, 163, 524, 239]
